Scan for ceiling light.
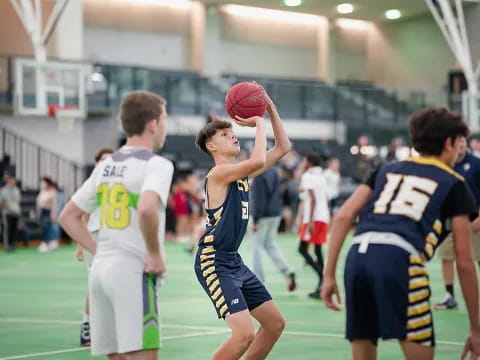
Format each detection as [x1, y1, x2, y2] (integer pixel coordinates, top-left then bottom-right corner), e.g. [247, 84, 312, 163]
[284, 0, 302, 6]
[337, 3, 354, 14]
[385, 9, 401, 20]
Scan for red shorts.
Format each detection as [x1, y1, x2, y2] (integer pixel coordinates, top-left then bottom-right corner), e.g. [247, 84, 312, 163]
[299, 222, 328, 245]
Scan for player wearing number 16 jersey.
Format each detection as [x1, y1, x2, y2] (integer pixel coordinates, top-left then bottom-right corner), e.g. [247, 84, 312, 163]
[322, 108, 480, 360]
[59, 91, 173, 360]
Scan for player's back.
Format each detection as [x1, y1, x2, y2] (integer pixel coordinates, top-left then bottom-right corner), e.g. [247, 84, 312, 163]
[355, 157, 468, 260]
[93, 146, 172, 260]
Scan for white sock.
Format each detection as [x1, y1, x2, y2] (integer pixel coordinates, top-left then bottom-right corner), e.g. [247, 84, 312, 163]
[83, 314, 89, 323]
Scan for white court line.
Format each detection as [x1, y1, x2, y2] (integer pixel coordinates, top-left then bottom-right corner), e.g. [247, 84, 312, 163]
[0, 347, 87, 360]
[0, 330, 229, 360]
[0, 319, 223, 331]
[0, 318, 465, 350]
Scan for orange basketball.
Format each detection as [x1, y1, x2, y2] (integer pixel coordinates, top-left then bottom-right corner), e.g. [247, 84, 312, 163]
[225, 82, 267, 119]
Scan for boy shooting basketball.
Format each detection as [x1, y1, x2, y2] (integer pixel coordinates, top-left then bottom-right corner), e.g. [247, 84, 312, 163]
[194, 89, 290, 360]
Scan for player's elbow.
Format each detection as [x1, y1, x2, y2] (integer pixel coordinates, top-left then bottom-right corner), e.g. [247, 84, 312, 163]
[456, 254, 476, 274]
[138, 199, 160, 219]
[57, 202, 76, 228]
[57, 211, 67, 228]
[280, 141, 292, 155]
[138, 205, 156, 219]
[335, 207, 354, 223]
[250, 158, 266, 172]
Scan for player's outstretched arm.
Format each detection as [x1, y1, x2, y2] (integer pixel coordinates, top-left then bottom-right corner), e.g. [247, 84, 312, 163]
[452, 216, 480, 359]
[250, 93, 291, 178]
[321, 185, 372, 311]
[138, 191, 166, 276]
[59, 201, 96, 255]
[210, 116, 266, 185]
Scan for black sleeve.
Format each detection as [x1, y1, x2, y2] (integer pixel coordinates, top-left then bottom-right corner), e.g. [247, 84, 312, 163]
[442, 180, 478, 221]
[364, 166, 381, 189]
[251, 176, 266, 225]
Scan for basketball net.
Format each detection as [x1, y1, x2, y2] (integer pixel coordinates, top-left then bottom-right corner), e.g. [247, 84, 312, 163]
[50, 105, 76, 133]
[425, 0, 479, 131]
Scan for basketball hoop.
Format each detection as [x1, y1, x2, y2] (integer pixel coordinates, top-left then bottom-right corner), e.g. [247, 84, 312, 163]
[49, 105, 77, 133]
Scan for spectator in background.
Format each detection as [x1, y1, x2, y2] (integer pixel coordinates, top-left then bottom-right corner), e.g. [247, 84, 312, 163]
[386, 137, 401, 162]
[250, 166, 296, 291]
[0, 154, 13, 180]
[324, 157, 341, 213]
[183, 173, 205, 254]
[170, 174, 192, 242]
[354, 154, 373, 184]
[36, 176, 59, 253]
[0, 174, 21, 252]
[314, 139, 330, 160]
[470, 138, 480, 158]
[298, 153, 330, 299]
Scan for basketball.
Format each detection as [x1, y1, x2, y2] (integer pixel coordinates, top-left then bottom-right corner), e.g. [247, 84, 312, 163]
[225, 82, 267, 119]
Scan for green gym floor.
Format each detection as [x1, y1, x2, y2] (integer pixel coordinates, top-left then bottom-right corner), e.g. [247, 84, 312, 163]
[0, 233, 471, 359]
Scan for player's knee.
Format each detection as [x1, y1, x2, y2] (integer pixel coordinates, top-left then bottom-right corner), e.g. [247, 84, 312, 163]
[267, 314, 286, 336]
[233, 328, 255, 347]
[298, 243, 307, 256]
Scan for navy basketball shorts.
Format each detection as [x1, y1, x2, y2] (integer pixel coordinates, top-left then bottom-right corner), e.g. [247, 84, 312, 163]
[344, 243, 434, 346]
[194, 247, 272, 319]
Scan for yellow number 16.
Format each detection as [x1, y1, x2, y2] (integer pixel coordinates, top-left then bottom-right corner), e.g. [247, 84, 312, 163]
[98, 183, 131, 229]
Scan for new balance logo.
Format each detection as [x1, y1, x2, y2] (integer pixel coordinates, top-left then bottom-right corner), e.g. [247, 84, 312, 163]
[231, 298, 239, 305]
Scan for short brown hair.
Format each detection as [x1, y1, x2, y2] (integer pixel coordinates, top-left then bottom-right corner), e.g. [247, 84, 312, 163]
[409, 107, 469, 156]
[94, 147, 114, 163]
[195, 120, 232, 156]
[120, 91, 166, 136]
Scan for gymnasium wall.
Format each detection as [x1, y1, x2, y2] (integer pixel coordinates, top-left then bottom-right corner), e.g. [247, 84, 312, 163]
[83, 0, 190, 69]
[215, 6, 328, 80]
[371, 15, 455, 90]
[1, 2, 475, 93]
[83, 27, 188, 69]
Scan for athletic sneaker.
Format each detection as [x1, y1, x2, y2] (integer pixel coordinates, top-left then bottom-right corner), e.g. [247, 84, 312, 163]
[434, 293, 458, 310]
[308, 287, 321, 300]
[287, 272, 296, 292]
[80, 322, 91, 346]
[38, 242, 50, 253]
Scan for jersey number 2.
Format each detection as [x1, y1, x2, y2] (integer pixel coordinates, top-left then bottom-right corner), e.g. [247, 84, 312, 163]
[373, 173, 437, 221]
[241, 201, 249, 220]
[98, 183, 131, 229]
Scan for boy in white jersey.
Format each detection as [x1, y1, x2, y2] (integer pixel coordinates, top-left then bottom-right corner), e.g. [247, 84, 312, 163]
[298, 152, 330, 299]
[75, 147, 114, 347]
[59, 91, 173, 360]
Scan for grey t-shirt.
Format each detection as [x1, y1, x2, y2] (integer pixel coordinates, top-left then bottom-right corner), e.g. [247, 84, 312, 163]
[0, 185, 21, 215]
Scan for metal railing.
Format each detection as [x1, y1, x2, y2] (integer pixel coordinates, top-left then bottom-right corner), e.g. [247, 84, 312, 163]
[0, 54, 448, 128]
[0, 125, 83, 198]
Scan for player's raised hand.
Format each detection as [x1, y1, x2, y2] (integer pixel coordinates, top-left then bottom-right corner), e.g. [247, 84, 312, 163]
[144, 253, 167, 276]
[233, 115, 264, 128]
[252, 81, 273, 107]
[461, 331, 480, 360]
[321, 276, 342, 311]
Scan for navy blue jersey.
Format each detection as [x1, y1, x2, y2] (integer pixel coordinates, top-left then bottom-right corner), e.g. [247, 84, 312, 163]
[455, 152, 480, 207]
[198, 176, 249, 252]
[355, 157, 477, 260]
